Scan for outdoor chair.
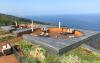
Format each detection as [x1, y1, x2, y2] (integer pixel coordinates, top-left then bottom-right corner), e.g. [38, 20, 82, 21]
[44, 33, 49, 37]
[67, 28, 75, 34]
[39, 32, 45, 36]
[2, 43, 12, 55]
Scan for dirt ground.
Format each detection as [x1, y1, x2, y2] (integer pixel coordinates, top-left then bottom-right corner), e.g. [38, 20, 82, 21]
[0, 54, 20, 63]
[31, 28, 77, 39]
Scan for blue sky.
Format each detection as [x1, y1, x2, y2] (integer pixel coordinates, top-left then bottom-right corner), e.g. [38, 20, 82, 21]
[0, 0, 100, 16]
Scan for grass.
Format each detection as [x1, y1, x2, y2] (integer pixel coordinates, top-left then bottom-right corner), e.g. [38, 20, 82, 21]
[60, 46, 100, 63]
[0, 28, 16, 42]
[0, 34, 16, 42]
[0, 29, 7, 35]
[11, 40, 37, 63]
[12, 40, 100, 63]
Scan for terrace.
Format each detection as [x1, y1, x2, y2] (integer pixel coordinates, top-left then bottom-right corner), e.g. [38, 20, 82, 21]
[1, 21, 100, 55]
[23, 26, 100, 55]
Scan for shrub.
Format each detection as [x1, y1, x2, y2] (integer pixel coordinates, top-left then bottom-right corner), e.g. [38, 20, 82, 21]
[60, 54, 81, 63]
[30, 48, 46, 63]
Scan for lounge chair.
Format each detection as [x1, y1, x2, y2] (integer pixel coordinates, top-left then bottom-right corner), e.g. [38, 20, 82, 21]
[67, 28, 75, 34]
[2, 44, 12, 55]
[40, 32, 45, 36]
[44, 33, 49, 37]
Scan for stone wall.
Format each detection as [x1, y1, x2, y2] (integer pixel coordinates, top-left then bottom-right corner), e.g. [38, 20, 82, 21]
[84, 33, 100, 51]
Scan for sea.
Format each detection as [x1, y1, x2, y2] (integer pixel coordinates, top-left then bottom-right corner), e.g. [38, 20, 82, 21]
[23, 14, 100, 31]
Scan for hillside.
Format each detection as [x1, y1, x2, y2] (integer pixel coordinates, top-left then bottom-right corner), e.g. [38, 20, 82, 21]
[0, 13, 48, 26]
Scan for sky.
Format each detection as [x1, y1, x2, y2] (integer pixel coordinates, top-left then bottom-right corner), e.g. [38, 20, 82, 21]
[0, 0, 100, 16]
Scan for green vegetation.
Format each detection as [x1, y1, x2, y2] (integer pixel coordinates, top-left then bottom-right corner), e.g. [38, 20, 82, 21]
[0, 13, 49, 26]
[60, 47, 100, 63]
[0, 13, 30, 26]
[12, 40, 45, 63]
[0, 30, 7, 35]
[0, 35, 16, 42]
[60, 55, 81, 63]
[0, 28, 16, 42]
[12, 40, 100, 63]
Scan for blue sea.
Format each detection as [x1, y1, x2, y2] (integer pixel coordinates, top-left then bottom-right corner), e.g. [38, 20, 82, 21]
[23, 14, 100, 31]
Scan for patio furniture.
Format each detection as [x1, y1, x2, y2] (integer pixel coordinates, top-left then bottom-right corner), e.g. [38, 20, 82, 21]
[44, 33, 49, 37]
[41, 27, 49, 33]
[2, 44, 12, 55]
[40, 32, 45, 36]
[67, 28, 75, 34]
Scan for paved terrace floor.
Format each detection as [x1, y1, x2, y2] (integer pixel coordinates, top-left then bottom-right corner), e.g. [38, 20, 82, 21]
[23, 29, 100, 55]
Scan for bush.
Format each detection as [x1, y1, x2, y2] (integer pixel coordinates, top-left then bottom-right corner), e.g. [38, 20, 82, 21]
[30, 48, 46, 63]
[0, 35, 16, 42]
[60, 54, 81, 63]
